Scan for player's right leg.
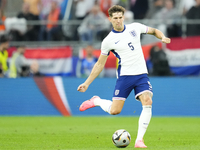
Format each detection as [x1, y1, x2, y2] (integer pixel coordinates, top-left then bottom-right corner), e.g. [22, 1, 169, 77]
[79, 96, 124, 115]
[79, 76, 130, 114]
[109, 100, 124, 115]
[79, 96, 99, 112]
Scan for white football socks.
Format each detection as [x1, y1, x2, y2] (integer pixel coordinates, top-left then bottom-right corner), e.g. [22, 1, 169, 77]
[94, 98, 112, 114]
[135, 105, 152, 143]
[93, 97, 152, 142]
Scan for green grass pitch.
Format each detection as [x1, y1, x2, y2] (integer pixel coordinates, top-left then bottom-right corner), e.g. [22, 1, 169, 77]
[0, 116, 200, 150]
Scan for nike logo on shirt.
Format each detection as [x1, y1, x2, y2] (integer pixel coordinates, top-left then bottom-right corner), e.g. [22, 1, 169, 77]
[115, 41, 120, 44]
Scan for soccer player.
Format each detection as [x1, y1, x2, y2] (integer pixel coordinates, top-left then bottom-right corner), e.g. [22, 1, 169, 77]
[77, 5, 171, 148]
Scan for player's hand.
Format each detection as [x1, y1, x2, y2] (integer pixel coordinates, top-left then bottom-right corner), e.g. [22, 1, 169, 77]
[77, 83, 89, 92]
[162, 37, 171, 44]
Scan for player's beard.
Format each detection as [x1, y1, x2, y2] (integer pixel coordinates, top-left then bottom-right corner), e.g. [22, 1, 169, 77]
[115, 23, 123, 31]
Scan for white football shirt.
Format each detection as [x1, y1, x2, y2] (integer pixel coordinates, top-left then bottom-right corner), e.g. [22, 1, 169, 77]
[101, 23, 148, 77]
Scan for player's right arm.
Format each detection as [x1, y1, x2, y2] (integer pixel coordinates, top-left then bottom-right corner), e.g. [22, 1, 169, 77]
[77, 54, 108, 92]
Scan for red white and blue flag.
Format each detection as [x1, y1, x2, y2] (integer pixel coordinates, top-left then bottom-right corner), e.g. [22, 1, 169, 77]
[24, 46, 72, 76]
[165, 36, 200, 75]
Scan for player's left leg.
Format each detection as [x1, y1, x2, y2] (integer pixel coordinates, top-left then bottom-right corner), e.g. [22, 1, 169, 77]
[135, 92, 152, 148]
[133, 74, 153, 148]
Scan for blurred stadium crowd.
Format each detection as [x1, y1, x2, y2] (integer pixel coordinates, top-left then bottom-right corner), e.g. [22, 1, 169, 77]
[0, 0, 200, 78]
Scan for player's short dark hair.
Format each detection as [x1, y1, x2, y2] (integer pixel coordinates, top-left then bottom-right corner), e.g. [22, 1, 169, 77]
[0, 34, 10, 44]
[108, 5, 125, 17]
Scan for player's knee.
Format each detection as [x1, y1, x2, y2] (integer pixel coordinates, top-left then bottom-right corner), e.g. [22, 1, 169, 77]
[142, 97, 152, 105]
[139, 92, 153, 106]
[110, 109, 121, 115]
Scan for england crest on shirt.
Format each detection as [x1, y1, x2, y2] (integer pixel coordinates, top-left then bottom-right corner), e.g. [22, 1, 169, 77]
[129, 30, 137, 38]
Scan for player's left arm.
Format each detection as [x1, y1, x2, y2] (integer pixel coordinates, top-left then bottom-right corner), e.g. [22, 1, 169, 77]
[147, 27, 171, 44]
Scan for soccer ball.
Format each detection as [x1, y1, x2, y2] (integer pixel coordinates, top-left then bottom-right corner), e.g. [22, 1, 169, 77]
[112, 129, 131, 148]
